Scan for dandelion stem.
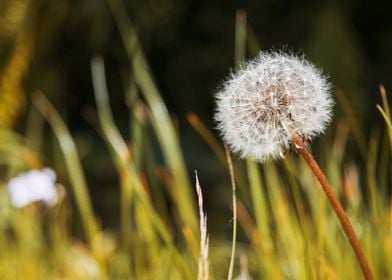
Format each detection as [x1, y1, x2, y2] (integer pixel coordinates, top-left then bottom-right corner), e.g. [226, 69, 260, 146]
[293, 134, 373, 280]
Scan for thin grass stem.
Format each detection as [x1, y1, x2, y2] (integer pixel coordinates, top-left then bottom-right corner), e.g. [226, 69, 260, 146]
[225, 145, 237, 280]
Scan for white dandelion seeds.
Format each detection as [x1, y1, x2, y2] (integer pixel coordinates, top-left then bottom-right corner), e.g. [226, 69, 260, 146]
[215, 52, 374, 279]
[215, 52, 333, 162]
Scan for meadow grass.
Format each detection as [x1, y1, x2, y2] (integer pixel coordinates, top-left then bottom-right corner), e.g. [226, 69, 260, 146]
[0, 4, 391, 280]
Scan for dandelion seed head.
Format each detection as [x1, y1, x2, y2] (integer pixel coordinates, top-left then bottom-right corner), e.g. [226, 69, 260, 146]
[215, 52, 333, 162]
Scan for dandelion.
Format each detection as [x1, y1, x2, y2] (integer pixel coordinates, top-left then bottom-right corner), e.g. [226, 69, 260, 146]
[215, 52, 333, 162]
[7, 168, 58, 208]
[215, 51, 373, 279]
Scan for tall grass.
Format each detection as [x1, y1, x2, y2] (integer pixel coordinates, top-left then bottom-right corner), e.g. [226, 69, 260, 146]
[0, 4, 391, 280]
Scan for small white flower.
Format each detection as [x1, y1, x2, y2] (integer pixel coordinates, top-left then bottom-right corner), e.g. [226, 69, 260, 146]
[215, 52, 333, 162]
[7, 168, 58, 208]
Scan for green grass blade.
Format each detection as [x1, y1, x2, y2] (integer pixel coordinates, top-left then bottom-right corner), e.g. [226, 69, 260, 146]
[91, 56, 133, 248]
[235, 9, 247, 70]
[225, 146, 237, 280]
[107, 0, 197, 232]
[377, 105, 392, 129]
[334, 89, 367, 158]
[32, 92, 105, 274]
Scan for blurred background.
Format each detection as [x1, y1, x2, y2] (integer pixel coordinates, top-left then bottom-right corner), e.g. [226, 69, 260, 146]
[1, 0, 391, 232]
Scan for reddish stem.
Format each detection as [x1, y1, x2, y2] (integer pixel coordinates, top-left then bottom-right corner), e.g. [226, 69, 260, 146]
[293, 134, 373, 280]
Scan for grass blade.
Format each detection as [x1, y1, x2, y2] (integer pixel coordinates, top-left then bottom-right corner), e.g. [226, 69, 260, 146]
[225, 145, 237, 280]
[32, 92, 106, 275]
[107, 0, 197, 232]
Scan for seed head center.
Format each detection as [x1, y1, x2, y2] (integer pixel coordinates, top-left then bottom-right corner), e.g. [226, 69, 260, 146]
[252, 83, 290, 122]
